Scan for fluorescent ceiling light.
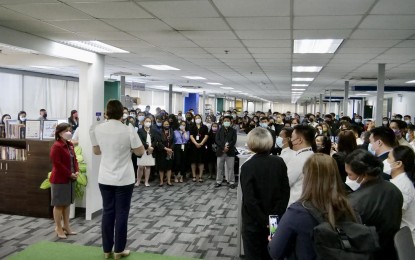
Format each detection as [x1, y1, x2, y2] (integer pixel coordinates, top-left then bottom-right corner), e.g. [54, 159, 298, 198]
[221, 87, 234, 90]
[292, 84, 309, 87]
[292, 78, 314, 82]
[62, 40, 128, 53]
[294, 39, 343, 54]
[231, 90, 242, 93]
[241, 93, 249, 95]
[292, 88, 306, 91]
[0, 43, 38, 54]
[183, 76, 206, 80]
[406, 80, 415, 84]
[30, 65, 55, 69]
[355, 93, 370, 96]
[142, 65, 180, 71]
[292, 92, 304, 94]
[207, 82, 222, 85]
[292, 66, 323, 72]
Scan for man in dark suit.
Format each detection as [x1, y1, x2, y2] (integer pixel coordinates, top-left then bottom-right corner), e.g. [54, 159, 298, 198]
[369, 126, 397, 180]
[260, 117, 277, 154]
[215, 116, 237, 189]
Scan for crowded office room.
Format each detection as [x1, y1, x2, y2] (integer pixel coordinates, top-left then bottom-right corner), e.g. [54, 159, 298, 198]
[1, 0, 415, 260]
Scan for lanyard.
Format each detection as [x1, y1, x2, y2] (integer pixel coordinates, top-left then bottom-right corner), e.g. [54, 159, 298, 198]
[296, 147, 313, 156]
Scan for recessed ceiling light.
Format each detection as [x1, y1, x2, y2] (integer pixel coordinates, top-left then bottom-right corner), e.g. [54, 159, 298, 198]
[355, 93, 370, 96]
[292, 92, 304, 94]
[142, 65, 180, 71]
[62, 40, 128, 53]
[293, 78, 314, 82]
[406, 80, 415, 84]
[294, 39, 343, 54]
[221, 87, 234, 90]
[207, 82, 222, 85]
[292, 84, 309, 87]
[231, 90, 242, 92]
[241, 93, 249, 95]
[292, 66, 323, 72]
[292, 88, 306, 91]
[183, 76, 206, 80]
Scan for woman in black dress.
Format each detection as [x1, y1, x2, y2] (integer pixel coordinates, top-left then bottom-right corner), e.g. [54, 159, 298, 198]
[156, 120, 174, 186]
[206, 122, 219, 179]
[189, 114, 209, 182]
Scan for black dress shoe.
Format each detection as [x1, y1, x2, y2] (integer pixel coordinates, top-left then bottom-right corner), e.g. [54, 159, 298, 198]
[229, 184, 236, 189]
[214, 183, 222, 188]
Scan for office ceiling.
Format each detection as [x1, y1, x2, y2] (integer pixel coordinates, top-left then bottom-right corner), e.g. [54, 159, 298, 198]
[0, 0, 414, 102]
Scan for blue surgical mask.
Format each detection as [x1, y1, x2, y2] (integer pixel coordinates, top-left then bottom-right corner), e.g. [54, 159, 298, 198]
[406, 132, 411, 141]
[368, 143, 375, 155]
[156, 122, 162, 127]
[276, 136, 284, 148]
[260, 122, 268, 128]
[138, 116, 145, 121]
[355, 119, 361, 123]
[223, 121, 231, 127]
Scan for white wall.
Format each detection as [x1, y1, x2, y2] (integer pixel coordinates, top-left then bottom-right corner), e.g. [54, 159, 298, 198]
[365, 92, 415, 118]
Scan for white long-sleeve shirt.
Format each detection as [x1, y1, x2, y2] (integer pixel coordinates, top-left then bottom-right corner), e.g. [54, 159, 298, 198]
[286, 147, 314, 206]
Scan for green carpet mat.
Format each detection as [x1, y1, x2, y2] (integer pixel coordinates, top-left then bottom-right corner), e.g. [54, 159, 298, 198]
[7, 241, 196, 260]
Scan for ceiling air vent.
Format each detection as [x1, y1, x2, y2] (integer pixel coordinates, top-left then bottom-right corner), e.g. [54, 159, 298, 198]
[180, 85, 202, 89]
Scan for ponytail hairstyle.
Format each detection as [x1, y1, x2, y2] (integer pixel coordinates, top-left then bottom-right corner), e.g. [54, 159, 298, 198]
[391, 146, 415, 182]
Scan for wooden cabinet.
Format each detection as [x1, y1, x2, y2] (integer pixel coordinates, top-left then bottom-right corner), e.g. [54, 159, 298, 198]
[0, 139, 54, 218]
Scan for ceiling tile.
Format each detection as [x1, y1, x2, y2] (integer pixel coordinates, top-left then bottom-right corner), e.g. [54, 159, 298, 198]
[0, 0, 57, 3]
[242, 40, 290, 48]
[294, 29, 352, 39]
[394, 40, 415, 48]
[371, 0, 415, 15]
[235, 30, 291, 40]
[0, 19, 66, 33]
[0, 6, 34, 20]
[78, 31, 137, 41]
[47, 20, 117, 32]
[3, 3, 92, 20]
[204, 48, 249, 54]
[213, 0, 289, 17]
[360, 15, 415, 30]
[130, 31, 188, 42]
[181, 31, 236, 40]
[139, 1, 219, 18]
[34, 31, 89, 41]
[227, 17, 290, 30]
[351, 29, 415, 40]
[294, 16, 361, 30]
[337, 47, 388, 54]
[67, 2, 152, 19]
[248, 48, 291, 54]
[294, 0, 375, 15]
[104, 19, 172, 31]
[342, 39, 401, 48]
[252, 53, 291, 59]
[162, 18, 229, 31]
[193, 39, 244, 48]
[103, 40, 155, 48]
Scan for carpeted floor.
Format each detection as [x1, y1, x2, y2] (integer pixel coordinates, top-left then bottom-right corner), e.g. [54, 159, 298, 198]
[7, 241, 196, 260]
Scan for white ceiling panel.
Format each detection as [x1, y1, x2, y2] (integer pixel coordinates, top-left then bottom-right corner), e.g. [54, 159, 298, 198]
[248, 48, 291, 54]
[394, 40, 415, 48]
[181, 31, 236, 40]
[294, 0, 375, 16]
[235, 30, 290, 40]
[360, 15, 415, 30]
[104, 19, 172, 31]
[252, 53, 291, 59]
[150, 40, 198, 48]
[78, 31, 137, 41]
[0, 19, 66, 33]
[342, 39, 401, 48]
[103, 40, 155, 48]
[212, 53, 252, 59]
[371, 0, 415, 15]
[294, 29, 352, 39]
[162, 18, 229, 31]
[351, 29, 415, 40]
[67, 2, 152, 19]
[337, 47, 388, 54]
[3, 3, 92, 20]
[213, 0, 290, 17]
[130, 31, 188, 42]
[294, 16, 361, 30]
[139, 1, 218, 18]
[242, 40, 290, 48]
[34, 31, 88, 41]
[0, 0, 57, 4]
[227, 17, 290, 30]
[204, 48, 249, 54]
[0, 6, 34, 20]
[47, 20, 117, 32]
[193, 39, 244, 48]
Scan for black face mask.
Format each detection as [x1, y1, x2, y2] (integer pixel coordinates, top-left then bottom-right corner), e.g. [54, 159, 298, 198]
[164, 126, 170, 130]
[186, 117, 192, 121]
[43, 113, 47, 118]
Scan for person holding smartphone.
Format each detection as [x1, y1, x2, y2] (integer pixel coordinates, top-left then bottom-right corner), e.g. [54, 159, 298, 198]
[241, 127, 290, 260]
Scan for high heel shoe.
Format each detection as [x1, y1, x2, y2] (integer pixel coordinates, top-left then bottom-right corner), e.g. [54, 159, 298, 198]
[114, 250, 130, 260]
[62, 228, 77, 235]
[55, 228, 67, 239]
[104, 252, 113, 259]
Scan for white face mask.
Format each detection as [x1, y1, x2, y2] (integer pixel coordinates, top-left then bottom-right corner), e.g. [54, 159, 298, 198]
[144, 122, 151, 128]
[276, 136, 284, 148]
[260, 122, 268, 128]
[123, 113, 128, 119]
[405, 120, 411, 124]
[406, 132, 411, 141]
[382, 120, 388, 125]
[19, 116, 26, 122]
[383, 160, 397, 175]
[129, 113, 136, 118]
[368, 143, 376, 155]
[195, 119, 202, 124]
[223, 121, 231, 127]
[138, 115, 145, 121]
[355, 119, 361, 123]
[62, 131, 72, 141]
[345, 176, 361, 191]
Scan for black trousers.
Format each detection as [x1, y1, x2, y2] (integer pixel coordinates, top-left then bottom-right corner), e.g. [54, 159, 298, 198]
[242, 228, 272, 260]
[173, 144, 187, 176]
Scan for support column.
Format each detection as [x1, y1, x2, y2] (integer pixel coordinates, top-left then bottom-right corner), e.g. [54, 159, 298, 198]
[319, 93, 323, 115]
[202, 91, 206, 119]
[168, 84, 173, 113]
[120, 76, 126, 106]
[78, 54, 105, 220]
[343, 81, 349, 117]
[313, 97, 317, 114]
[375, 64, 385, 126]
[329, 90, 332, 113]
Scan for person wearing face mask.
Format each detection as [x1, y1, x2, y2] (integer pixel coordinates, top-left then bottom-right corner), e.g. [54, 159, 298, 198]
[173, 121, 190, 183]
[285, 125, 315, 206]
[17, 110, 27, 138]
[39, 108, 47, 121]
[155, 120, 174, 186]
[332, 130, 357, 186]
[404, 115, 413, 126]
[1, 114, 11, 138]
[189, 114, 209, 182]
[185, 112, 194, 131]
[204, 115, 212, 131]
[215, 116, 237, 189]
[390, 119, 413, 150]
[151, 116, 164, 133]
[345, 149, 403, 260]
[136, 112, 146, 129]
[315, 135, 332, 155]
[136, 117, 159, 187]
[407, 125, 415, 151]
[259, 117, 277, 154]
[290, 118, 300, 128]
[67, 110, 79, 133]
[274, 114, 285, 136]
[277, 127, 295, 164]
[387, 146, 415, 244]
[50, 123, 79, 239]
[308, 114, 318, 128]
[122, 108, 129, 124]
[369, 126, 397, 180]
[206, 122, 219, 179]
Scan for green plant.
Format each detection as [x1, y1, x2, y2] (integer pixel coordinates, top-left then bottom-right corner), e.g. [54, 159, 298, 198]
[40, 146, 88, 199]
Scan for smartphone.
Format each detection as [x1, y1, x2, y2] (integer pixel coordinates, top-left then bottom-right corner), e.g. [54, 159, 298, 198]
[269, 215, 279, 238]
